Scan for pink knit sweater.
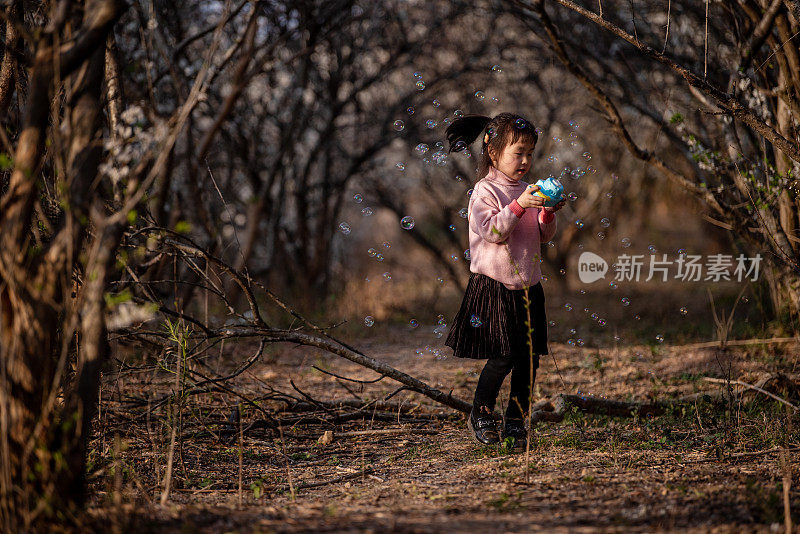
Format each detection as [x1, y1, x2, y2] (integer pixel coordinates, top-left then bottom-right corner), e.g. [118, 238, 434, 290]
[468, 167, 558, 290]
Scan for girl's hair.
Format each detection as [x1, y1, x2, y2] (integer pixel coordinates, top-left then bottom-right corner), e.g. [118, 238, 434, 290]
[445, 112, 539, 179]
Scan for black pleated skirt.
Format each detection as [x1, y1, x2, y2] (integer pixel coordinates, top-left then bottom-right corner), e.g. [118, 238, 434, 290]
[445, 273, 548, 362]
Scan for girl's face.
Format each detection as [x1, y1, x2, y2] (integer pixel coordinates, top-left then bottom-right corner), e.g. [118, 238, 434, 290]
[490, 139, 536, 181]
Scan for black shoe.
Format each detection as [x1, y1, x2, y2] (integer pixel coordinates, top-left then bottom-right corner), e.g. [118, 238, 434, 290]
[468, 407, 500, 445]
[501, 418, 528, 449]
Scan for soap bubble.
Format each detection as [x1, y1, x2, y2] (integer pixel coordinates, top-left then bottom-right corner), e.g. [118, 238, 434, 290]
[338, 222, 351, 235]
[582, 152, 592, 160]
[621, 237, 631, 248]
[474, 91, 485, 101]
[431, 150, 448, 166]
[491, 64, 502, 72]
[400, 216, 415, 230]
[454, 109, 464, 117]
[621, 297, 630, 306]
[470, 314, 483, 327]
[426, 119, 437, 129]
[433, 326, 445, 338]
[450, 254, 459, 262]
[413, 71, 423, 78]
[353, 193, 363, 203]
[577, 339, 585, 347]
[515, 118, 526, 129]
[648, 245, 657, 254]
[382, 241, 391, 248]
[569, 328, 577, 335]
[406, 106, 415, 115]
[679, 307, 688, 316]
[574, 219, 584, 228]
[436, 276, 445, 285]
[656, 334, 664, 343]
[553, 136, 562, 143]
[393, 120, 405, 131]
[549, 320, 556, 327]
[448, 224, 456, 231]
[568, 192, 578, 201]
[598, 319, 607, 326]
[395, 162, 405, 171]
[568, 119, 579, 129]
[364, 316, 374, 327]
[432, 99, 441, 108]
[361, 207, 373, 217]
[382, 272, 392, 281]
[464, 249, 471, 261]
[567, 339, 576, 346]
[609, 281, 617, 289]
[491, 96, 500, 104]
[409, 319, 419, 328]
[415, 143, 429, 156]
[600, 217, 610, 228]
[564, 303, 573, 311]
[634, 314, 641, 320]
[597, 232, 605, 240]
[416, 80, 425, 90]
[453, 140, 467, 152]
[459, 207, 468, 218]
[367, 248, 377, 257]
[375, 253, 384, 262]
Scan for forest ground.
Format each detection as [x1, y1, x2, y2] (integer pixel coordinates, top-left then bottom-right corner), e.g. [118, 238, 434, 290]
[86, 324, 800, 533]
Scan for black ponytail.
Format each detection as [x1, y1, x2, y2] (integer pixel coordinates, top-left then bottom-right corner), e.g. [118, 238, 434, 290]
[445, 114, 491, 153]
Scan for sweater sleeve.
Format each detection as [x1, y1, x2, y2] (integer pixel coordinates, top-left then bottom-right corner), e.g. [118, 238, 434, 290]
[538, 208, 557, 243]
[470, 185, 524, 244]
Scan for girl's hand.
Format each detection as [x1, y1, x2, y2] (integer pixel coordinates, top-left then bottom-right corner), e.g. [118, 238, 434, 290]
[517, 184, 545, 209]
[544, 199, 566, 213]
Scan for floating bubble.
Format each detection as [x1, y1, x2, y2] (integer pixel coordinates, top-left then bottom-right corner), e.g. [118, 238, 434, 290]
[621, 237, 631, 248]
[564, 303, 573, 311]
[656, 334, 664, 343]
[679, 307, 688, 316]
[474, 91, 485, 101]
[459, 207, 468, 218]
[591, 313, 599, 321]
[413, 71, 423, 78]
[568, 192, 578, 201]
[432, 99, 441, 108]
[470, 314, 483, 327]
[587, 165, 597, 174]
[416, 80, 425, 91]
[431, 150, 448, 166]
[491, 64, 502, 72]
[406, 106, 415, 115]
[361, 207, 373, 217]
[364, 316, 374, 327]
[582, 152, 592, 161]
[534, 127, 543, 135]
[453, 140, 467, 152]
[393, 120, 405, 131]
[553, 136, 562, 143]
[339, 222, 351, 235]
[395, 162, 405, 171]
[382, 272, 392, 281]
[353, 193, 363, 203]
[448, 224, 456, 231]
[598, 319, 607, 326]
[597, 232, 605, 240]
[400, 216, 415, 230]
[367, 248, 377, 257]
[621, 297, 630, 306]
[606, 192, 615, 198]
[454, 109, 463, 117]
[433, 326, 445, 338]
[382, 241, 391, 249]
[415, 143, 429, 156]
[547, 155, 557, 163]
[634, 314, 641, 320]
[375, 253, 384, 262]
[515, 118, 526, 129]
[426, 119, 437, 129]
[741, 296, 749, 303]
[549, 320, 556, 327]
[609, 281, 617, 289]
[677, 248, 686, 255]
[436, 276, 445, 285]
[464, 249, 471, 261]
[559, 269, 566, 275]
[569, 119, 579, 129]
[569, 328, 577, 335]
[450, 254, 459, 262]
[463, 149, 471, 158]
[577, 339, 585, 347]
[491, 96, 500, 104]
[409, 319, 419, 329]
[567, 339, 576, 346]
[648, 245, 657, 254]
[574, 219, 584, 228]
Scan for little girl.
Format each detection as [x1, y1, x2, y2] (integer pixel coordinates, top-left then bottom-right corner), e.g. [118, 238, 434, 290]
[444, 112, 564, 448]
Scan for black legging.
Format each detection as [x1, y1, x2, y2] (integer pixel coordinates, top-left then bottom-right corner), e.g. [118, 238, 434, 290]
[473, 354, 538, 421]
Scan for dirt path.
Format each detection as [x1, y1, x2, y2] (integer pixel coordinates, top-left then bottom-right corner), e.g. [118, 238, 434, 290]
[92, 329, 800, 532]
